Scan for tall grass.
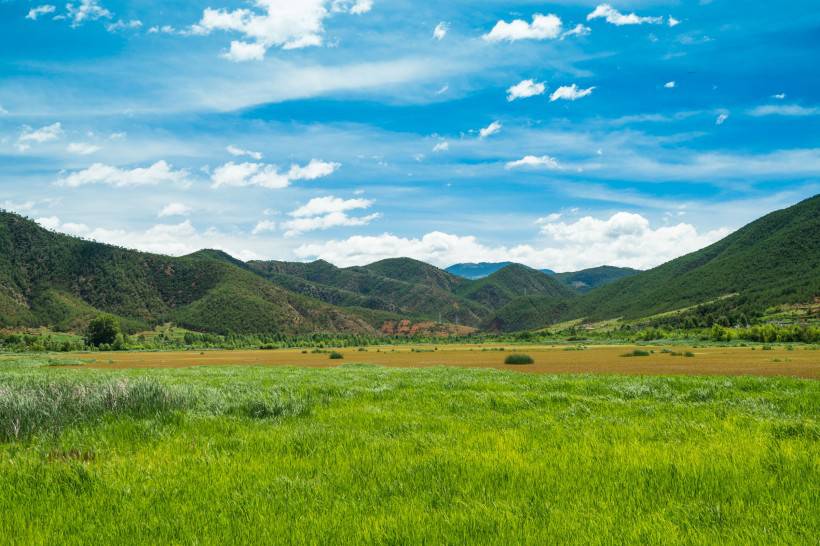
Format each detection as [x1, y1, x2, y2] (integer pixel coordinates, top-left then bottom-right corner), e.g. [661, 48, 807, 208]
[0, 364, 817, 544]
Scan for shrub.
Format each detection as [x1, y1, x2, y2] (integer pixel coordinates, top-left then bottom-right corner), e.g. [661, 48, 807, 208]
[622, 350, 651, 357]
[329, 352, 344, 360]
[504, 354, 534, 365]
[684, 351, 695, 358]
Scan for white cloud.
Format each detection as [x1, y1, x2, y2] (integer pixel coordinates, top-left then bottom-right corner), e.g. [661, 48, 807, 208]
[435, 85, 449, 95]
[561, 24, 591, 40]
[211, 162, 289, 189]
[148, 25, 177, 34]
[295, 212, 731, 271]
[332, 0, 373, 14]
[26, 5, 56, 20]
[252, 219, 277, 235]
[57, 161, 189, 188]
[484, 13, 562, 42]
[0, 105, 8, 115]
[287, 158, 341, 180]
[507, 79, 546, 101]
[227, 145, 263, 160]
[106, 19, 142, 32]
[291, 196, 373, 217]
[506, 155, 560, 170]
[587, 4, 663, 26]
[17, 122, 63, 151]
[715, 113, 729, 125]
[550, 84, 595, 102]
[664, 81, 676, 89]
[479, 121, 502, 139]
[67, 142, 101, 155]
[538, 213, 562, 223]
[749, 104, 819, 117]
[158, 203, 192, 218]
[433, 141, 449, 153]
[668, 16, 680, 27]
[211, 159, 339, 189]
[1, 200, 36, 214]
[67, 0, 112, 27]
[433, 22, 448, 40]
[222, 40, 267, 62]
[772, 93, 786, 100]
[283, 196, 378, 236]
[192, 0, 371, 61]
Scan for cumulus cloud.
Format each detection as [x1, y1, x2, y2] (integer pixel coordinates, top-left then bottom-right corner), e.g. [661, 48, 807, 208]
[192, 0, 371, 61]
[749, 104, 819, 117]
[772, 93, 786, 100]
[479, 121, 502, 138]
[507, 79, 546, 101]
[158, 203, 192, 218]
[433, 141, 449, 153]
[484, 13, 562, 42]
[17, 122, 63, 151]
[211, 159, 339, 189]
[550, 84, 595, 102]
[668, 16, 680, 27]
[716, 112, 729, 125]
[57, 161, 189, 188]
[433, 22, 448, 40]
[664, 81, 676, 89]
[67, 0, 112, 27]
[587, 4, 663, 26]
[506, 155, 561, 170]
[67, 142, 101, 155]
[26, 5, 56, 20]
[295, 212, 731, 271]
[227, 145, 263, 160]
[222, 40, 267, 62]
[283, 196, 379, 236]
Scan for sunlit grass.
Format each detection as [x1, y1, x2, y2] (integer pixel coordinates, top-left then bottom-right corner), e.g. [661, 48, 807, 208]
[0, 362, 817, 544]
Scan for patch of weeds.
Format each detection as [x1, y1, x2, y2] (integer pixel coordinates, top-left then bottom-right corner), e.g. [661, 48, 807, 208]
[504, 354, 534, 365]
[329, 352, 344, 360]
[621, 350, 651, 357]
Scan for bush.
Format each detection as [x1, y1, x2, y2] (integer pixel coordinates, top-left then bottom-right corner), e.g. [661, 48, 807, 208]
[504, 354, 534, 365]
[622, 350, 651, 357]
[329, 352, 344, 360]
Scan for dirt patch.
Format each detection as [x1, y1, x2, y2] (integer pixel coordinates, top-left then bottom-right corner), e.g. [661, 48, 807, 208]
[65, 345, 820, 378]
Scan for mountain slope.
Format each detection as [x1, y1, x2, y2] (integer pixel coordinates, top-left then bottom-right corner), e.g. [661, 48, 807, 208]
[456, 264, 575, 310]
[570, 195, 820, 321]
[555, 266, 640, 293]
[0, 213, 374, 335]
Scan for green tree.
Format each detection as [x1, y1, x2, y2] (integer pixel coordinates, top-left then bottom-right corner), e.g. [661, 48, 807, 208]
[85, 315, 121, 347]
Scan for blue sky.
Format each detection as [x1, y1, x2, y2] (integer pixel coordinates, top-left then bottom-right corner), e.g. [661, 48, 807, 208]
[0, 0, 818, 271]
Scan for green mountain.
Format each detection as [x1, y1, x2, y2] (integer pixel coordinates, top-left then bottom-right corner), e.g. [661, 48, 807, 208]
[569, 194, 820, 322]
[1, 195, 816, 336]
[0, 213, 374, 335]
[555, 266, 640, 293]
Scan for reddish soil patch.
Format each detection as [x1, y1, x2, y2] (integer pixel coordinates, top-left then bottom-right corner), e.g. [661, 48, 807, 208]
[73, 345, 820, 379]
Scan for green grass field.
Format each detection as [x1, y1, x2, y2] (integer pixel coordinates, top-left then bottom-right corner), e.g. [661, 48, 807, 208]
[1, 359, 818, 544]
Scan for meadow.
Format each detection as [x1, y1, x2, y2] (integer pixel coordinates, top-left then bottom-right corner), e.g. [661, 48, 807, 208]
[0, 351, 818, 544]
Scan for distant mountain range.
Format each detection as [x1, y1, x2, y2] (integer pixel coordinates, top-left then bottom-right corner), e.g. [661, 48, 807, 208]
[1, 194, 817, 335]
[446, 262, 640, 293]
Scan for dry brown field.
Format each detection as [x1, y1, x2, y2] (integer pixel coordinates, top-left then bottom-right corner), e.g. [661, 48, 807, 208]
[51, 344, 820, 378]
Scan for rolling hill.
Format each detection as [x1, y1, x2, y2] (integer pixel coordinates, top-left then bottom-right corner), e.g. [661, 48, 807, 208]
[1, 194, 816, 336]
[0, 212, 374, 335]
[567, 194, 820, 322]
[447, 262, 639, 293]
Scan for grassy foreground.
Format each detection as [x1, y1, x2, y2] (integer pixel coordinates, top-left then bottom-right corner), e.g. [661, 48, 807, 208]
[0, 360, 818, 544]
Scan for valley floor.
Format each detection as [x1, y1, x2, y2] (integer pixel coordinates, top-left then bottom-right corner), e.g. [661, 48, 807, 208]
[7, 343, 818, 378]
[0, 361, 818, 544]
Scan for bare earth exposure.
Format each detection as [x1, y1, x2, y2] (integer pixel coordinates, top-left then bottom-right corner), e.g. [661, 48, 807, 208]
[44, 345, 820, 378]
